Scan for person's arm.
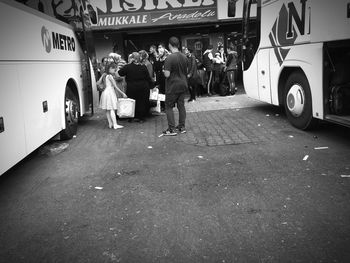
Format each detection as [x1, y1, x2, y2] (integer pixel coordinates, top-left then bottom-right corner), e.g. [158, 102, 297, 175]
[142, 65, 154, 88]
[208, 52, 214, 62]
[163, 56, 171, 78]
[188, 56, 195, 78]
[108, 75, 127, 98]
[226, 53, 233, 67]
[97, 72, 106, 85]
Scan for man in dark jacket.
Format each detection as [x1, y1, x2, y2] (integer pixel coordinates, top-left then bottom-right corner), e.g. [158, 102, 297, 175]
[184, 47, 200, 102]
[202, 44, 215, 95]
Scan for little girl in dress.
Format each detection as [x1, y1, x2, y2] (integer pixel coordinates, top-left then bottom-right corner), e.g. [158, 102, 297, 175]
[98, 62, 127, 129]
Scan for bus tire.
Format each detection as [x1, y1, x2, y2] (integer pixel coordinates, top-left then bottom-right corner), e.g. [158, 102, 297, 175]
[284, 72, 318, 130]
[60, 87, 79, 140]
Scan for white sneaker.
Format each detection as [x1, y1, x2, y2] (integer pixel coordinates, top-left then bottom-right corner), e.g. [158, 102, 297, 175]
[113, 125, 124, 129]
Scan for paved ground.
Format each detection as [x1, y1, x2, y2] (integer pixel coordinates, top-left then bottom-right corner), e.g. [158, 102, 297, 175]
[1, 89, 350, 263]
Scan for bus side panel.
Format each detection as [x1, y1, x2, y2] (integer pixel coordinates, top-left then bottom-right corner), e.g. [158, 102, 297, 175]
[18, 62, 82, 154]
[0, 65, 26, 175]
[270, 43, 324, 119]
[260, 0, 312, 49]
[0, 1, 82, 62]
[311, 0, 350, 43]
[243, 56, 259, 100]
[257, 49, 272, 103]
[0, 1, 93, 117]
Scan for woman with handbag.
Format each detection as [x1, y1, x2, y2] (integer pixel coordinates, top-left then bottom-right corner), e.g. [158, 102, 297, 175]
[99, 62, 127, 129]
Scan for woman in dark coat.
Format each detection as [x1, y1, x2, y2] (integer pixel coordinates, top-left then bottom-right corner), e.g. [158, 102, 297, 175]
[118, 52, 153, 122]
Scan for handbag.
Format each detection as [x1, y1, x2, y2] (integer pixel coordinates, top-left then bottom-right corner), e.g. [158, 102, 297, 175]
[117, 98, 135, 118]
[149, 87, 159, 102]
[157, 93, 165, 102]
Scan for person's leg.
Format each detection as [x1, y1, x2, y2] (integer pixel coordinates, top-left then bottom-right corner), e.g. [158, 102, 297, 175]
[227, 71, 235, 95]
[213, 68, 220, 94]
[106, 110, 113, 128]
[233, 69, 237, 92]
[193, 82, 198, 100]
[165, 94, 176, 131]
[159, 77, 166, 111]
[177, 92, 186, 129]
[188, 79, 195, 101]
[207, 71, 213, 95]
[111, 109, 123, 129]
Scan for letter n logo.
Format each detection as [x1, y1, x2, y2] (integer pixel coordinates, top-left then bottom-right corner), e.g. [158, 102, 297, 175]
[268, 0, 309, 66]
[286, 0, 307, 39]
[41, 26, 51, 53]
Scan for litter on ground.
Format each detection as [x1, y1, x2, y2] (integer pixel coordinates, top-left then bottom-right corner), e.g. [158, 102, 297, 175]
[314, 146, 329, 150]
[303, 155, 309, 161]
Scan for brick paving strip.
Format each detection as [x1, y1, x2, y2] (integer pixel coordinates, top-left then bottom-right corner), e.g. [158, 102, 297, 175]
[81, 93, 280, 151]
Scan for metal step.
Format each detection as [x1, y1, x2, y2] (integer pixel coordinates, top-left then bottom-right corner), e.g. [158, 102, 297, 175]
[324, 114, 350, 127]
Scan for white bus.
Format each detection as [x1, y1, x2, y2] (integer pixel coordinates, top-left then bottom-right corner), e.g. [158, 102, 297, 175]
[241, 0, 350, 129]
[0, 0, 99, 175]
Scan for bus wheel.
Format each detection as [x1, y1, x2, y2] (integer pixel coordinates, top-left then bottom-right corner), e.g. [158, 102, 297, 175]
[60, 87, 79, 140]
[284, 72, 317, 130]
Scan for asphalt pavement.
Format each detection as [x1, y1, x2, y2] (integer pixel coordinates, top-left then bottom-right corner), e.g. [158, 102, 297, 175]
[0, 89, 350, 263]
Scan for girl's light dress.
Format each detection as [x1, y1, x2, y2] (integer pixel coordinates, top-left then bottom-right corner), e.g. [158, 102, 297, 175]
[99, 75, 118, 110]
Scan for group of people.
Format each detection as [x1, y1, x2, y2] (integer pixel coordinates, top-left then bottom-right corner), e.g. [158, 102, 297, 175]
[96, 37, 238, 136]
[97, 51, 154, 129]
[96, 37, 188, 136]
[202, 43, 239, 97]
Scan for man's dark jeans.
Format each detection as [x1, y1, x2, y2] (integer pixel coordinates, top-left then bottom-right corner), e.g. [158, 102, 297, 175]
[165, 92, 186, 130]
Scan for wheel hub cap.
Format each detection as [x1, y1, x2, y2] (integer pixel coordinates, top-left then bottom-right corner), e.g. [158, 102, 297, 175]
[287, 84, 305, 117]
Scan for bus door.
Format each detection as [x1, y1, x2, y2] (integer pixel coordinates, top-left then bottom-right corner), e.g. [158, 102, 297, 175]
[80, 9, 97, 115]
[69, 8, 97, 115]
[257, 49, 271, 103]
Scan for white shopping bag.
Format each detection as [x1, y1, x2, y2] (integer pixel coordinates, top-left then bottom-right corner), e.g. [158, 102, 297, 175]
[150, 100, 161, 114]
[157, 93, 165, 102]
[117, 98, 135, 118]
[149, 87, 159, 101]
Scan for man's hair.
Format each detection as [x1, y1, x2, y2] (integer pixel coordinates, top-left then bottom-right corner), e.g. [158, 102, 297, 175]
[169, 36, 180, 49]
